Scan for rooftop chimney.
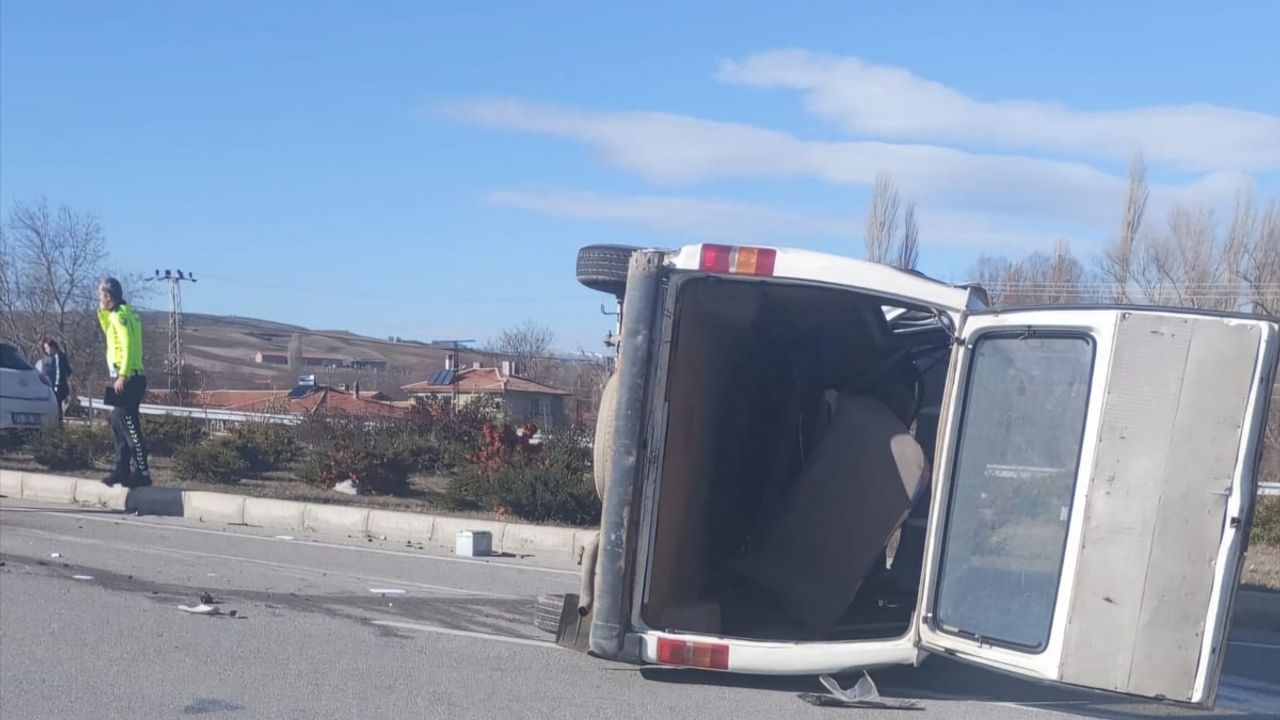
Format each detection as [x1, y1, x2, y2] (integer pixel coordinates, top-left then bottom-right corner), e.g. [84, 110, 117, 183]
[500, 360, 514, 377]
[445, 353, 456, 371]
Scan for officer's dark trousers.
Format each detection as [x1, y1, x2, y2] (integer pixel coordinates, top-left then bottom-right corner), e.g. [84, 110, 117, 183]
[110, 375, 150, 480]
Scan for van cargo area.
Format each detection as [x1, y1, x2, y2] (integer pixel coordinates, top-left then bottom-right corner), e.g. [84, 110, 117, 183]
[641, 276, 953, 643]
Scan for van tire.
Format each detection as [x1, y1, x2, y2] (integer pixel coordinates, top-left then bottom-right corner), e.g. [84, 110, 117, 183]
[593, 374, 619, 498]
[534, 593, 564, 634]
[576, 245, 638, 298]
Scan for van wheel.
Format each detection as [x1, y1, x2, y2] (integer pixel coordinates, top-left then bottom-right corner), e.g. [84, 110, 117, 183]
[576, 245, 638, 298]
[593, 374, 619, 498]
[534, 593, 564, 634]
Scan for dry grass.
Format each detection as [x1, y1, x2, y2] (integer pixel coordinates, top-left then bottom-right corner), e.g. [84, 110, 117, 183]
[1243, 545, 1280, 591]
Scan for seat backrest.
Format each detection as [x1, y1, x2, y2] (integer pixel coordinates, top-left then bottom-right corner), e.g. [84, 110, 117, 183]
[738, 394, 928, 634]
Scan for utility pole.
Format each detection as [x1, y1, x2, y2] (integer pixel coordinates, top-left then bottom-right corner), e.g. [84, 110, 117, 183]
[146, 269, 198, 403]
[432, 338, 475, 404]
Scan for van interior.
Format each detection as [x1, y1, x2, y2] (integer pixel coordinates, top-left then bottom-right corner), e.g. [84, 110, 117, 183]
[640, 276, 954, 642]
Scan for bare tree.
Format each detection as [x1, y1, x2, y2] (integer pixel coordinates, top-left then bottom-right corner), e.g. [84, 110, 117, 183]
[864, 172, 922, 270]
[288, 333, 304, 377]
[864, 172, 900, 265]
[493, 320, 556, 382]
[896, 202, 920, 271]
[967, 240, 1090, 307]
[1132, 200, 1251, 312]
[0, 199, 108, 370]
[1100, 152, 1149, 303]
[969, 255, 1013, 305]
[1241, 197, 1280, 316]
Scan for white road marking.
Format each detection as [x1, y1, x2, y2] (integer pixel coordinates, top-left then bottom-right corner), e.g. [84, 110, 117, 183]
[370, 620, 559, 649]
[17, 507, 579, 576]
[5, 525, 521, 599]
[1226, 639, 1280, 649]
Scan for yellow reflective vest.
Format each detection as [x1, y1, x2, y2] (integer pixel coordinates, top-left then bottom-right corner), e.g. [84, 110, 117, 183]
[98, 303, 144, 377]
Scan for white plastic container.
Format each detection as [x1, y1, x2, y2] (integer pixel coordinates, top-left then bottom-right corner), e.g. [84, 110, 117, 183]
[455, 530, 493, 557]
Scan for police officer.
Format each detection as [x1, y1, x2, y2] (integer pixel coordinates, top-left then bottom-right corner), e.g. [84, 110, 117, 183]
[98, 277, 152, 487]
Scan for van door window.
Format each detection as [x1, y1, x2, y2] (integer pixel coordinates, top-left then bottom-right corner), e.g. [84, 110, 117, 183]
[932, 334, 1094, 651]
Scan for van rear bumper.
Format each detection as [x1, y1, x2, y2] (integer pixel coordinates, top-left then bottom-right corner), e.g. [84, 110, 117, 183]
[633, 630, 921, 676]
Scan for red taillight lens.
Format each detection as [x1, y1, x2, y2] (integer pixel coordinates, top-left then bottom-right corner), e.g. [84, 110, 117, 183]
[656, 637, 730, 670]
[657, 637, 686, 665]
[700, 244, 733, 273]
[699, 244, 776, 277]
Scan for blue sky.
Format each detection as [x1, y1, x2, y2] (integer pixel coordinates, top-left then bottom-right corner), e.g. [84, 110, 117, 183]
[3, 1, 1278, 352]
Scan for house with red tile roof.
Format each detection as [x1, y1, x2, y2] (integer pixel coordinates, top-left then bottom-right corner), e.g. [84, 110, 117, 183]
[145, 385, 403, 418]
[402, 362, 571, 429]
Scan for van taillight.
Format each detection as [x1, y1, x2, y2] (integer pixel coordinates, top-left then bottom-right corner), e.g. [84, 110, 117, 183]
[656, 637, 730, 670]
[699, 244, 776, 277]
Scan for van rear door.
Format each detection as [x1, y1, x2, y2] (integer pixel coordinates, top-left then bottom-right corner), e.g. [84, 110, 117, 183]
[915, 307, 1276, 706]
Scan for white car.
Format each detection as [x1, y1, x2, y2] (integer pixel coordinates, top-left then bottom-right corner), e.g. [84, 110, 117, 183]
[565, 243, 1277, 710]
[1, 342, 59, 430]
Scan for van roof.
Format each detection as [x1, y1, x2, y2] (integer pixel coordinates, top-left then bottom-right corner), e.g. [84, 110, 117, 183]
[667, 244, 984, 313]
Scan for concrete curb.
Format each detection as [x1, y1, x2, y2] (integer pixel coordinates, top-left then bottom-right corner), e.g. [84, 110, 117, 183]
[0, 468, 588, 564]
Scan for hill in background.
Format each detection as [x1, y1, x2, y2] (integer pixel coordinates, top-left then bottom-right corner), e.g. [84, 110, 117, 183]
[139, 311, 489, 400]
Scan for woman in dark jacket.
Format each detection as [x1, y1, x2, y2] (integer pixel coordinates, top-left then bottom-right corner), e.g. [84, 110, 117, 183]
[37, 338, 72, 425]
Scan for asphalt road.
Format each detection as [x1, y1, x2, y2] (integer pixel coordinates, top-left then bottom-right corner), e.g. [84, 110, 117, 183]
[1, 498, 1276, 720]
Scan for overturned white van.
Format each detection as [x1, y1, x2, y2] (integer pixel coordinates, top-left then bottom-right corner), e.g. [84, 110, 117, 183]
[558, 243, 1276, 709]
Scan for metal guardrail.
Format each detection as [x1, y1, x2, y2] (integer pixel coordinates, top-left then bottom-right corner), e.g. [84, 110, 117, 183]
[1260, 482, 1280, 497]
[76, 396, 298, 426]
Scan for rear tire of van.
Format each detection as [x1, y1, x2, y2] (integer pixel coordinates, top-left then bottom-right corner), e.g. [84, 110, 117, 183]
[534, 593, 564, 634]
[593, 375, 619, 498]
[576, 245, 638, 298]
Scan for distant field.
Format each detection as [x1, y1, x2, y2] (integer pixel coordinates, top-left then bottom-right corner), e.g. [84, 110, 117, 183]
[140, 311, 489, 398]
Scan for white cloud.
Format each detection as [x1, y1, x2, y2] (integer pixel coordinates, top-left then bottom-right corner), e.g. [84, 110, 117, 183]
[487, 187, 855, 240]
[487, 187, 1075, 255]
[446, 98, 1241, 229]
[715, 49, 1280, 173]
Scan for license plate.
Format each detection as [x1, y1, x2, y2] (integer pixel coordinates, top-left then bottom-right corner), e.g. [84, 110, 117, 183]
[11, 413, 43, 426]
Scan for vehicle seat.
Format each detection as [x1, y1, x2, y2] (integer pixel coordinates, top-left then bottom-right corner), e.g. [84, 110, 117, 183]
[732, 393, 929, 636]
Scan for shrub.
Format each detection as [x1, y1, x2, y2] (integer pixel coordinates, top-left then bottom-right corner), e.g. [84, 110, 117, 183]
[406, 395, 500, 472]
[80, 424, 115, 465]
[144, 415, 207, 457]
[293, 412, 412, 495]
[1254, 496, 1280, 548]
[0, 428, 36, 454]
[30, 428, 97, 471]
[227, 422, 299, 473]
[295, 441, 410, 495]
[175, 437, 248, 484]
[448, 424, 599, 526]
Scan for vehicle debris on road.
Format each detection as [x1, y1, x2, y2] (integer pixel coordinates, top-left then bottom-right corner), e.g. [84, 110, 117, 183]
[797, 673, 921, 710]
[178, 603, 221, 615]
